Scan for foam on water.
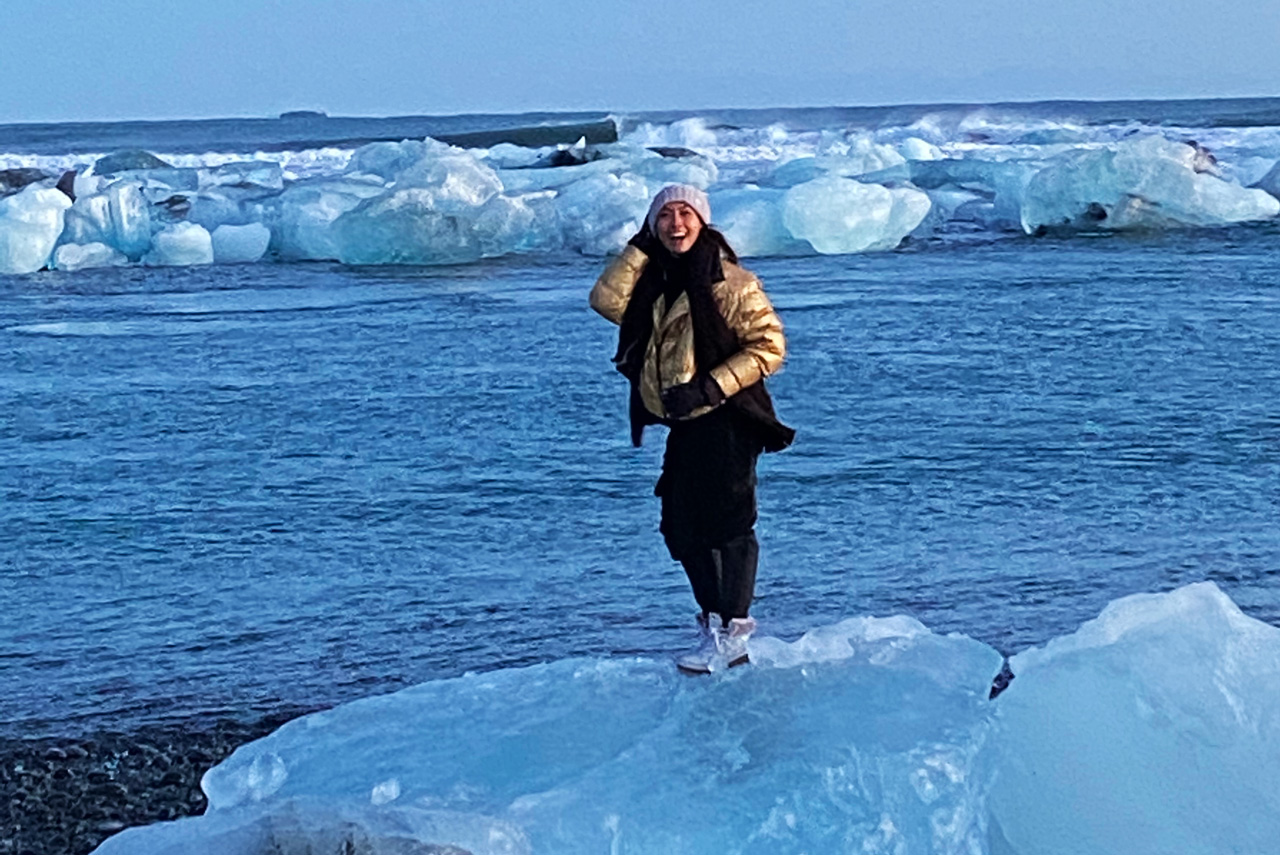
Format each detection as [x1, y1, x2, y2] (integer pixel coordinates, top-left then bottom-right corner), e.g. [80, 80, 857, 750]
[4, 105, 1280, 274]
[89, 583, 1280, 855]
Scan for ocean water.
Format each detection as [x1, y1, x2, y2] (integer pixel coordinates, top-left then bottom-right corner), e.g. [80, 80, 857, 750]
[5, 221, 1280, 739]
[6, 98, 1280, 853]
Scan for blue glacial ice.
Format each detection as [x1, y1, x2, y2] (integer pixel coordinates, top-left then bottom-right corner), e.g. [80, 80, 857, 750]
[90, 582, 1280, 855]
[61, 180, 153, 261]
[144, 222, 213, 266]
[782, 177, 932, 254]
[211, 223, 271, 264]
[0, 185, 72, 275]
[1020, 136, 1280, 233]
[990, 582, 1280, 855]
[52, 240, 128, 272]
[3, 122, 1280, 274]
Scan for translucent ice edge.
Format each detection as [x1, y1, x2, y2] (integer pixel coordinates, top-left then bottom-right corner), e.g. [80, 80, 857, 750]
[90, 581, 1280, 855]
[3, 119, 1279, 275]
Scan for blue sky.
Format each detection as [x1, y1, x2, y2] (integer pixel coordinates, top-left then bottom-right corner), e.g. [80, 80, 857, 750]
[3, 0, 1276, 123]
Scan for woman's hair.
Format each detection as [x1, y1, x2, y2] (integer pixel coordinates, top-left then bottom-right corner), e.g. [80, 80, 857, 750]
[703, 226, 739, 265]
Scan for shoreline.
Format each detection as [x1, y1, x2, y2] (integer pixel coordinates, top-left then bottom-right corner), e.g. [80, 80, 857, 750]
[1, 709, 313, 855]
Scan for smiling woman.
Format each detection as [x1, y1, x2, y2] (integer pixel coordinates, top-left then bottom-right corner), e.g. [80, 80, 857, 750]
[589, 184, 794, 674]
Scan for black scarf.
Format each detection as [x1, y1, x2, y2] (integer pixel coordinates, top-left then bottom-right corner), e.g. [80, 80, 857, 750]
[612, 228, 795, 452]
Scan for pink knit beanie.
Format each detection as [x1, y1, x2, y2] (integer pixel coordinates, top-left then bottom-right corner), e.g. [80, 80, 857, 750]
[646, 184, 711, 233]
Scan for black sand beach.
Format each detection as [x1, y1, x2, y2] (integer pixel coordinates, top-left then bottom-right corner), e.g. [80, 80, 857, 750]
[2, 711, 306, 855]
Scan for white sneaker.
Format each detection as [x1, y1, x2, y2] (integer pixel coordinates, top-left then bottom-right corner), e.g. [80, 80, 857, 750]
[676, 613, 719, 675]
[720, 617, 756, 669]
[676, 614, 756, 674]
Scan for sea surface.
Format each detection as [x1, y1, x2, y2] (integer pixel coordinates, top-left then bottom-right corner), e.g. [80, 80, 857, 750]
[3, 99, 1280, 741]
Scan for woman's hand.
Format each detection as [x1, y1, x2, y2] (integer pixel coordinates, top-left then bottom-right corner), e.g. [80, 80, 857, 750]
[661, 375, 726, 418]
[627, 224, 663, 258]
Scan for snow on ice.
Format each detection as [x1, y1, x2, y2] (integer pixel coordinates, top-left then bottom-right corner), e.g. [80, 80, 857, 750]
[90, 582, 1280, 855]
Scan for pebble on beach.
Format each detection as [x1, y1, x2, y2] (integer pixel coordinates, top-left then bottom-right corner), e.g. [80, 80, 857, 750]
[1, 712, 303, 855]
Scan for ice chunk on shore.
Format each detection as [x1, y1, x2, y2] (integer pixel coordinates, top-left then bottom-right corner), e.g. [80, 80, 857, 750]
[711, 187, 811, 258]
[144, 222, 213, 266]
[272, 176, 387, 261]
[96, 619, 1000, 855]
[346, 139, 436, 181]
[53, 241, 128, 272]
[62, 181, 152, 260]
[991, 582, 1280, 855]
[1021, 135, 1280, 233]
[88, 583, 1280, 855]
[92, 800, 531, 855]
[0, 185, 72, 274]
[211, 223, 271, 264]
[330, 189, 537, 265]
[782, 177, 931, 253]
[556, 172, 652, 255]
[348, 138, 504, 211]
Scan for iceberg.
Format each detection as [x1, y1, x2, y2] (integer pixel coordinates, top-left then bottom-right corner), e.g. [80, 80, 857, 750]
[61, 181, 153, 261]
[8, 114, 1280, 278]
[782, 177, 932, 254]
[1020, 135, 1280, 233]
[211, 223, 271, 264]
[0, 184, 72, 274]
[710, 187, 811, 258]
[144, 222, 213, 266]
[329, 188, 536, 266]
[95, 617, 1002, 855]
[990, 582, 1280, 855]
[53, 241, 128, 272]
[89, 582, 1280, 855]
[554, 171, 652, 256]
[898, 137, 944, 162]
[198, 161, 285, 193]
[271, 176, 387, 261]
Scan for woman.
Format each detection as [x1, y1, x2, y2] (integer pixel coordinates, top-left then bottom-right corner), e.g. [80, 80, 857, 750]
[589, 185, 794, 674]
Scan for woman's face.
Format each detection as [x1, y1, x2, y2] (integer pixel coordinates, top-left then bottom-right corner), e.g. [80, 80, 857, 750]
[655, 201, 704, 255]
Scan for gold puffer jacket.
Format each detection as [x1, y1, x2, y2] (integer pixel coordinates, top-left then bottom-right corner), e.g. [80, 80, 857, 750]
[589, 245, 786, 420]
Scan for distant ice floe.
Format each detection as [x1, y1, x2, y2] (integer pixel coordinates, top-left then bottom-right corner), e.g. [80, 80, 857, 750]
[3, 118, 1280, 275]
[91, 581, 1280, 855]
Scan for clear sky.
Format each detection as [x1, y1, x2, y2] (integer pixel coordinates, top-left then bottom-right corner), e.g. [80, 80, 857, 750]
[2, 0, 1276, 124]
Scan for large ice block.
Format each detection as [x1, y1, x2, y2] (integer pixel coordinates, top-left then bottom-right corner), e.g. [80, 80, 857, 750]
[53, 241, 128, 272]
[1020, 135, 1280, 233]
[990, 582, 1280, 855]
[94, 618, 1002, 855]
[211, 223, 271, 264]
[144, 222, 213, 266]
[782, 177, 932, 253]
[0, 185, 73, 274]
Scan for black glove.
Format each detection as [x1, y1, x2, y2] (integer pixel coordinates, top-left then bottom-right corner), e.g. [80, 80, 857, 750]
[627, 224, 663, 257]
[661, 375, 726, 419]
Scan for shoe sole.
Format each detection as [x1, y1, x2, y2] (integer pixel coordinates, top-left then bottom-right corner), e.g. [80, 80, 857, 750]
[675, 654, 749, 675]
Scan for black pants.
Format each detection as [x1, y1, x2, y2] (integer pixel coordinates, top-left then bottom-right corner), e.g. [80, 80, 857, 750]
[679, 531, 759, 623]
[656, 406, 762, 622]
